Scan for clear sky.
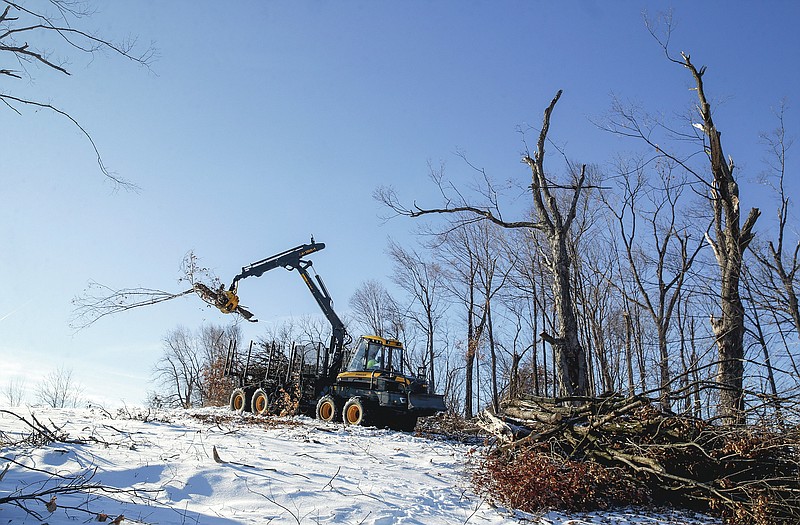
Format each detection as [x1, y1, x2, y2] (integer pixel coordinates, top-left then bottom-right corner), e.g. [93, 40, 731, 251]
[2, 1, 798, 407]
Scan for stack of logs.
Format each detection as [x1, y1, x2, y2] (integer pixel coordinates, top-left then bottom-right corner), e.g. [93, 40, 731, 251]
[476, 395, 800, 525]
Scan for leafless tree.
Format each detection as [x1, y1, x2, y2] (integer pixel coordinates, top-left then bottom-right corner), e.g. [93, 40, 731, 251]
[473, 224, 512, 412]
[35, 366, 84, 408]
[433, 221, 492, 417]
[296, 314, 334, 346]
[261, 317, 299, 347]
[574, 245, 622, 396]
[389, 239, 447, 393]
[602, 18, 760, 422]
[603, 158, 704, 409]
[3, 376, 27, 406]
[681, 54, 760, 424]
[504, 229, 554, 397]
[1, 0, 155, 186]
[742, 269, 784, 424]
[377, 91, 591, 398]
[750, 103, 799, 337]
[153, 326, 203, 408]
[198, 324, 240, 407]
[495, 298, 537, 399]
[348, 279, 401, 338]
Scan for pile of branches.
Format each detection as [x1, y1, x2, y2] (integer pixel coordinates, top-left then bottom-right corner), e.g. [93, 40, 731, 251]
[473, 395, 800, 525]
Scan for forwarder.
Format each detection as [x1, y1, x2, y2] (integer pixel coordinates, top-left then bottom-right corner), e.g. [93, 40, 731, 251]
[216, 239, 446, 431]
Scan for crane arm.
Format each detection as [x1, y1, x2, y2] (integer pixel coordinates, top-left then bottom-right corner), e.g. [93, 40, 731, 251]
[229, 240, 326, 290]
[222, 239, 347, 380]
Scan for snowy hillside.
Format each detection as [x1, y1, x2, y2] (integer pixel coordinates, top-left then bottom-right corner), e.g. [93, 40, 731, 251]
[1, 407, 719, 524]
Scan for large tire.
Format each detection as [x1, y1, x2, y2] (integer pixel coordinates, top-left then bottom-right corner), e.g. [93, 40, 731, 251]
[315, 395, 340, 423]
[395, 414, 418, 432]
[230, 388, 251, 413]
[251, 388, 270, 415]
[343, 397, 370, 427]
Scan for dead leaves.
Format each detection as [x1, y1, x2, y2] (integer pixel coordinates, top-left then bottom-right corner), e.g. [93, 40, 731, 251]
[96, 514, 124, 524]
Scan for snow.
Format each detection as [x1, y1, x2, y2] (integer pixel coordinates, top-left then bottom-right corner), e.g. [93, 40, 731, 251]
[1, 407, 721, 525]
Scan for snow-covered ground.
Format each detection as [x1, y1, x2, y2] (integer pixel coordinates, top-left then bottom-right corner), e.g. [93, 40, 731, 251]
[1, 407, 720, 525]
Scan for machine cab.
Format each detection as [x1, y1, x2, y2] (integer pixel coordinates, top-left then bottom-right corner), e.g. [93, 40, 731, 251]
[345, 335, 405, 375]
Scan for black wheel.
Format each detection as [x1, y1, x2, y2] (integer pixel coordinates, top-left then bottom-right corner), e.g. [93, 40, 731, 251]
[230, 388, 252, 413]
[395, 415, 418, 432]
[251, 388, 270, 415]
[343, 397, 370, 427]
[315, 395, 340, 423]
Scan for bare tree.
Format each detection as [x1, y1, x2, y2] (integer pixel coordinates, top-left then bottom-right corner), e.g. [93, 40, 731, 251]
[504, 229, 554, 397]
[296, 314, 334, 346]
[603, 158, 704, 409]
[389, 239, 447, 393]
[198, 324, 240, 406]
[349, 279, 400, 338]
[603, 19, 760, 422]
[575, 247, 622, 396]
[434, 221, 491, 417]
[476, 227, 514, 412]
[377, 91, 591, 398]
[153, 326, 203, 408]
[496, 295, 537, 399]
[1, 0, 155, 186]
[742, 269, 784, 424]
[3, 376, 27, 406]
[751, 103, 799, 337]
[35, 366, 84, 408]
[681, 53, 760, 423]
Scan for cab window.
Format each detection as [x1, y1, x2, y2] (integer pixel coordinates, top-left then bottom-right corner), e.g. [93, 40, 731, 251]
[365, 341, 384, 370]
[346, 339, 384, 371]
[346, 339, 367, 371]
[387, 346, 404, 374]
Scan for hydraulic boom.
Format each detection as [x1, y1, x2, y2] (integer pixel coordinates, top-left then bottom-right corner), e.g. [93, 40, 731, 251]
[225, 239, 346, 381]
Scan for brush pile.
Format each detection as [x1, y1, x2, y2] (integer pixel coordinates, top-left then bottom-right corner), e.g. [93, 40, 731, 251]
[473, 395, 800, 525]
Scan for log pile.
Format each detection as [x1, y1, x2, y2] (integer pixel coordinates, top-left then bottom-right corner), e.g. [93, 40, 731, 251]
[474, 395, 800, 525]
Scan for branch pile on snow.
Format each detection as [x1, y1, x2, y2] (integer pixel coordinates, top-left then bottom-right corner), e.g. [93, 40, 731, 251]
[474, 395, 800, 525]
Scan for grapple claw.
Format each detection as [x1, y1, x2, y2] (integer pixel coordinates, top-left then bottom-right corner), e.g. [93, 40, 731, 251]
[220, 290, 239, 313]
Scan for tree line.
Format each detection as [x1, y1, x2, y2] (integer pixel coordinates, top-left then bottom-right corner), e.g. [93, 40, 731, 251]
[368, 50, 796, 426]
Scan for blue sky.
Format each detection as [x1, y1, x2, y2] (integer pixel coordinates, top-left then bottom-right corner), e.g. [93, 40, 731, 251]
[2, 1, 798, 406]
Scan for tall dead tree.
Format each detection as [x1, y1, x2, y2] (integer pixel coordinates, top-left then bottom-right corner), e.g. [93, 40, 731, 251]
[604, 30, 760, 422]
[682, 53, 760, 423]
[521, 91, 589, 397]
[377, 90, 590, 398]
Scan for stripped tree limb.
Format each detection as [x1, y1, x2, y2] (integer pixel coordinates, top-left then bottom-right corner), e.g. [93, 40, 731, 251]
[70, 252, 255, 330]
